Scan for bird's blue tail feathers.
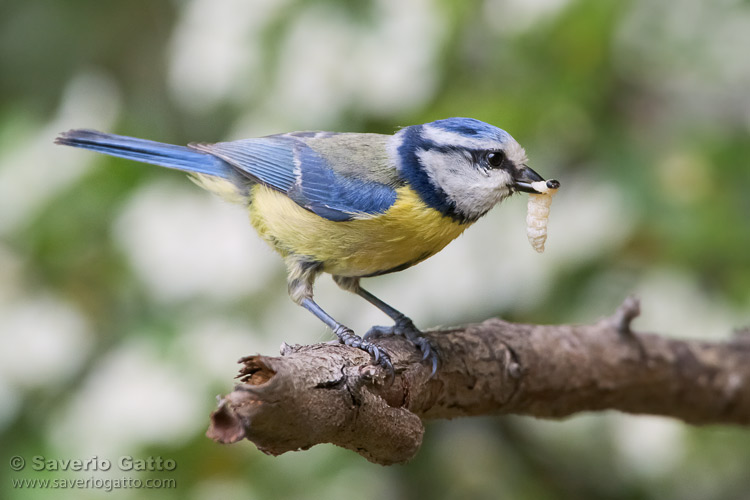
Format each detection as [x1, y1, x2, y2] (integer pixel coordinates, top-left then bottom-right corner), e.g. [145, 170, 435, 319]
[55, 129, 234, 179]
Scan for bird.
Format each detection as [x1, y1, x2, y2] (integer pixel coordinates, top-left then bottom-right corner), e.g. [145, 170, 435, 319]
[55, 117, 555, 376]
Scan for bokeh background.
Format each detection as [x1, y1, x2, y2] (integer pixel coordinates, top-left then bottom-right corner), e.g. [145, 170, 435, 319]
[2, 0, 750, 498]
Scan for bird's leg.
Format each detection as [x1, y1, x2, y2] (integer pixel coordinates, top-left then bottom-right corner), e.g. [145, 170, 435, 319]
[299, 298, 394, 374]
[333, 276, 439, 375]
[287, 259, 393, 374]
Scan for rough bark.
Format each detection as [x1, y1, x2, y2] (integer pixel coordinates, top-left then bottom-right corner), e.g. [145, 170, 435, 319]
[206, 297, 750, 465]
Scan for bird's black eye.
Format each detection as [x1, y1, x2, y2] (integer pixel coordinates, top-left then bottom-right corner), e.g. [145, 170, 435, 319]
[487, 151, 506, 168]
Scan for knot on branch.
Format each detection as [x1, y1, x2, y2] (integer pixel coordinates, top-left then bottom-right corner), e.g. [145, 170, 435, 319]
[604, 294, 641, 334]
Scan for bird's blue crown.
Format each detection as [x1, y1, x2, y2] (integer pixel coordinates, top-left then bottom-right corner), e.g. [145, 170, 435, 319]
[427, 117, 513, 143]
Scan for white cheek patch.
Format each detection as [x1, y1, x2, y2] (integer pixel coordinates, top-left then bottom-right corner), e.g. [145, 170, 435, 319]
[417, 149, 512, 220]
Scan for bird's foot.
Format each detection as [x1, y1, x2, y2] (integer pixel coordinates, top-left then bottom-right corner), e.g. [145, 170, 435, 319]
[364, 316, 439, 376]
[334, 325, 394, 379]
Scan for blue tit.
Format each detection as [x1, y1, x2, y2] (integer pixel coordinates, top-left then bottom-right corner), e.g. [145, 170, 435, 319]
[56, 117, 556, 375]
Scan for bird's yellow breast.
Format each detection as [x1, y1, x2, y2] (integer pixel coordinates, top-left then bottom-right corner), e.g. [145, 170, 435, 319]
[248, 184, 469, 277]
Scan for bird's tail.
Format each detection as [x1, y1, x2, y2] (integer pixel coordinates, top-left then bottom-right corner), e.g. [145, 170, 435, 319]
[55, 129, 235, 179]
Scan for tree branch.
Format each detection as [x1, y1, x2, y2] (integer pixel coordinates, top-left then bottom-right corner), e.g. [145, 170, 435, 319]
[206, 297, 750, 465]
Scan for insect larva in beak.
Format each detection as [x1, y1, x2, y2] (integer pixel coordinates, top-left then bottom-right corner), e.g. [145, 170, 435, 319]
[526, 180, 558, 253]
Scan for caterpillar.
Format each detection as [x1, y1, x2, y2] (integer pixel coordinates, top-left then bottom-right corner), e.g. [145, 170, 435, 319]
[526, 180, 559, 253]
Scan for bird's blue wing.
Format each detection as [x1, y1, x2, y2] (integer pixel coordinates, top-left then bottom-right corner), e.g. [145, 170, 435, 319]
[192, 137, 297, 193]
[192, 136, 397, 222]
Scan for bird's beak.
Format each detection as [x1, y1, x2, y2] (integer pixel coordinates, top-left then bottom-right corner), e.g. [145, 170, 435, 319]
[513, 165, 558, 194]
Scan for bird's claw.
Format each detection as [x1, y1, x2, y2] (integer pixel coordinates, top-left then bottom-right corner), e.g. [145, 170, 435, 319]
[364, 317, 439, 376]
[334, 326, 394, 380]
[366, 344, 394, 379]
[412, 337, 439, 376]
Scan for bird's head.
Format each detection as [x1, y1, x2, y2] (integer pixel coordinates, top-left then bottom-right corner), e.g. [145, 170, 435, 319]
[390, 117, 549, 223]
